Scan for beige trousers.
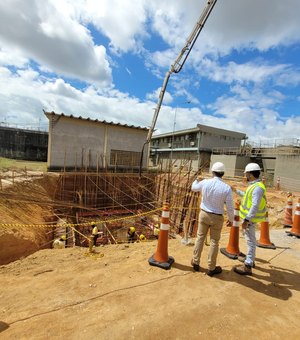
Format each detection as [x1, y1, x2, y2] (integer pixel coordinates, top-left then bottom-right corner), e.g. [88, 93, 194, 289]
[192, 210, 224, 271]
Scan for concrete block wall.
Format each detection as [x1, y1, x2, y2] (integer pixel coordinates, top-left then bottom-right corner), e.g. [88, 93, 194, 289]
[47, 115, 148, 171]
[274, 155, 300, 192]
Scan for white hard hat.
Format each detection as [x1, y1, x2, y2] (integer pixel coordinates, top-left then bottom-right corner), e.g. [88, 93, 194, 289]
[211, 162, 225, 173]
[244, 163, 261, 173]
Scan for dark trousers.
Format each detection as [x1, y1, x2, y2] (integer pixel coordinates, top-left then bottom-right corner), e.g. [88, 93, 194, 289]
[93, 235, 98, 246]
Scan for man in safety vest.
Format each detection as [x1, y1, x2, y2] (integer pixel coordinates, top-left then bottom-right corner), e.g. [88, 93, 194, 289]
[91, 222, 100, 247]
[233, 163, 267, 275]
[127, 226, 137, 243]
[139, 234, 146, 241]
[153, 224, 160, 239]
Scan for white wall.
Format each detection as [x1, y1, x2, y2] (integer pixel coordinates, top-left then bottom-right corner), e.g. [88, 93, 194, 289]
[48, 116, 148, 170]
[274, 155, 300, 191]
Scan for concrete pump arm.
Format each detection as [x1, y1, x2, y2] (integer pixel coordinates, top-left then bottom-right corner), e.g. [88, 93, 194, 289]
[139, 0, 217, 175]
[146, 0, 218, 145]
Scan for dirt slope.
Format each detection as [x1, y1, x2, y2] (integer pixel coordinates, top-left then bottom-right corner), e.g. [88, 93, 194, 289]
[1, 229, 300, 340]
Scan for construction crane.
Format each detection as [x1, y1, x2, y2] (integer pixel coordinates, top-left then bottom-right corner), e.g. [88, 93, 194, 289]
[139, 0, 218, 175]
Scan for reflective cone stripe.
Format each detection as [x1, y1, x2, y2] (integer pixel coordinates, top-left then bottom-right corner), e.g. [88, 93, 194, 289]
[290, 199, 300, 236]
[233, 208, 240, 227]
[154, 205, 169, 262]
[160, 210, 170, 231]
[257, 211, 276, 249]
[148, 203, 174, 269]
[284, 197, 293, 227]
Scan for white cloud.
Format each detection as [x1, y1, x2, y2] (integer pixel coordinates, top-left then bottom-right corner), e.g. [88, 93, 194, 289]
[80, 0, 148, 54]
[0, 0, 112, 85]
[0, 65, 153, 130]
[0, 0, 299, 144]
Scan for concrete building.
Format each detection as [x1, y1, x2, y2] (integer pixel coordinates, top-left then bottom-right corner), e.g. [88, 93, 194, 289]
[211, 142, 300, 191]
[45, 111, 149, 172]
[0, 126, 48, 161]
[150, 124, 246, 171]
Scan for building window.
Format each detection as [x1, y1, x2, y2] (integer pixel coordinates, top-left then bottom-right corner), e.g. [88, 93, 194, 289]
[110, 150, 141, 166]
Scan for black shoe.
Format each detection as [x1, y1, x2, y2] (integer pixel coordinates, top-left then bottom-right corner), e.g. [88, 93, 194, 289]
[207, 266, 222, 277]
[234, 264, 252, 275]
[191, 260, 200, 272]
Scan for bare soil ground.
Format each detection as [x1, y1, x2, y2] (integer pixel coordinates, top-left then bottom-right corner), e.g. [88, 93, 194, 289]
[1, 230, 300, 340]
[0, 173, 300, 339]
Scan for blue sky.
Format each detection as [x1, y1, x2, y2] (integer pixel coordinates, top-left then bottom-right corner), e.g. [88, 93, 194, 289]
[0, 0, 299, 144]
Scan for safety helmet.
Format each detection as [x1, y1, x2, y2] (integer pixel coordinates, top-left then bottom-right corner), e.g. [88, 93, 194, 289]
[91, 221, 96, 226]
[244, 163, 261, 173]
[211, 162, 225, 173]
[129, 226, 135, 233]
[139, 234, 146, 240]
[61, 235, 67, 241]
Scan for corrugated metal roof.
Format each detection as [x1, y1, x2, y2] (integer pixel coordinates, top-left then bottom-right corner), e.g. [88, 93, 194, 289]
[152, 124, 246, 139]
[44, 111, 149, 131]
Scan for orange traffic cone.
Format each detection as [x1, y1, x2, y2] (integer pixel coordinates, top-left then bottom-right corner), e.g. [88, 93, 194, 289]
[220, 201, 245, 259]
[257, 211, 276, 249]
[286, 198, 300, 238]
[283, 196, 293, 228]
[148, 203, 174, 269]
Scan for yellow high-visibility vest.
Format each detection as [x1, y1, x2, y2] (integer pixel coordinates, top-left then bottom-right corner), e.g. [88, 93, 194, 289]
[92, 226, 98, 235]
[239, 181, 267, 222]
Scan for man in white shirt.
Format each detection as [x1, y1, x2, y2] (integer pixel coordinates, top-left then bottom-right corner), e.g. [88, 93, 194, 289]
[191, 162, 234, 276]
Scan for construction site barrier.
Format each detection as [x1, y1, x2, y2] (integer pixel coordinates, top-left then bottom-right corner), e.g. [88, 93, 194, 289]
[220, 201, 245, 259]
[257, 211, 276, 249]
[283, 196, 293, 228]
[0, 207, 163, 229]
[286, 198, 300, 238]
[148, 203, 174, 270]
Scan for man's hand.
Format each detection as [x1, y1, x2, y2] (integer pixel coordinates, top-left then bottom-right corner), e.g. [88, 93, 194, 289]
[226, 220, 233, 227]
[241, 220, 249, 229]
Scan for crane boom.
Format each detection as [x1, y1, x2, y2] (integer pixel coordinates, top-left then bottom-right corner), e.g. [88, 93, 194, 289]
[139, 0, 217, 175]
[146, 0, 217, 145]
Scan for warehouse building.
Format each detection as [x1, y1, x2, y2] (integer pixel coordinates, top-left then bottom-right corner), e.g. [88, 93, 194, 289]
[44, 111, 149, 172]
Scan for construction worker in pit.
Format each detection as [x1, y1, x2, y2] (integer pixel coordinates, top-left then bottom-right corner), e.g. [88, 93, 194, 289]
[153, 224, 160, 239]
[53, 235, 67, 249]
[139, 234, 146, 242]
[233, 163, 267, 275]
[127, 226, 137, 243]
[91, 222, 100, 247]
